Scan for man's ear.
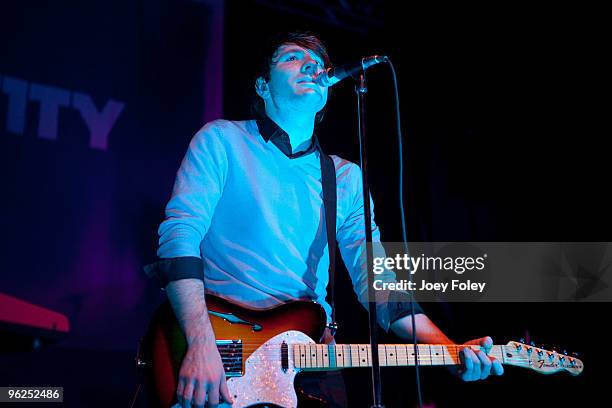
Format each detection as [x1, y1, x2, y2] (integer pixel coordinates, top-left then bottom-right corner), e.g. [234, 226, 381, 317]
[255, 77, 269, 98]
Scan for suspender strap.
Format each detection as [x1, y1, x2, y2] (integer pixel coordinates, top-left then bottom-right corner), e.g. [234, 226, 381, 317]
[319, 152, 338, 332]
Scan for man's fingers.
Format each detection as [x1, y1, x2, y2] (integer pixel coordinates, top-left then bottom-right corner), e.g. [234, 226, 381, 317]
[461, 348, 478, 381]
[220, 378, 234, 404]
[482, 336, 493, 352]
[476, 350, 492, 380]
[456, 340, 503, 382]
[176, 378, 185, 406]
[464, 336, 493, 349]
[192, 380, 207, 408]
[491, 357, 504, 376]
[182, 379, 195, 408]
[207, 383, 220, 408]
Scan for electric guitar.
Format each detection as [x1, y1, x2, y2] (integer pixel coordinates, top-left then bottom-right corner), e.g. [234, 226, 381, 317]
[139, 295, 584, 408]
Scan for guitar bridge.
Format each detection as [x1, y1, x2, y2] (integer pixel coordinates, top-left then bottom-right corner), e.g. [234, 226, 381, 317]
[217, 339, 243, 377]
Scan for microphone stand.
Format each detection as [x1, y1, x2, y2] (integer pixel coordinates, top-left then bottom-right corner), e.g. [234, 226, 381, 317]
[355, 71, 385, 408]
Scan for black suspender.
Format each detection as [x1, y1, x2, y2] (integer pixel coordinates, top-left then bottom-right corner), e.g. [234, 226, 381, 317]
[319, 151, 338, 334]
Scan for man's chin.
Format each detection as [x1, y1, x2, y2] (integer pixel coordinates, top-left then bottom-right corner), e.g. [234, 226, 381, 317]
[292, 94, 326, 112]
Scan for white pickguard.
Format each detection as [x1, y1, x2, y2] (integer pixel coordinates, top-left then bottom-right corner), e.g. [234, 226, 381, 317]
[225, 330, 314, 408]
[170, 330, 315, 408]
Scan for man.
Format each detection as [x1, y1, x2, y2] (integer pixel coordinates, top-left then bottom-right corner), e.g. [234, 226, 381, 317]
[149, 31, 503, 408]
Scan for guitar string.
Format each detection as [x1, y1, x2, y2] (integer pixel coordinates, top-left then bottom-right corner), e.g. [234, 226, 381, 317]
[215, 344, 565, 358]
[215, 348, 571, 366]
[216, 349, 574, 366]
[217, 344, 561, 350]
[217, 358, 575, 370]
[211, 342, 573, 361]
[215, 344, 563, 357]
[217, 352, 537, 362]
[214, 351, 579, 369]
[217, 357, 569, 368]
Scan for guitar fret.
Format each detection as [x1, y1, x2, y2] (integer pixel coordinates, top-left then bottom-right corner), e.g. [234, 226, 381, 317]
[303, 344, 308, 368]
[308, 344, 314, 369]
[405, 344, 414, 366]
[395, 344, 406, 366]
[401, 344, 408, 366]
[344, 344, 351, 368]
[349, 345, 358, 367]
[329, 344, 337, 368]
[299, 344, 305, 369]
[394, 345, 399, 366]
[320, 344, 327, 368]
[308, 344, 314, 368]
[293, 344, 299, 369]
[422, 345, 430, 365]
[360, 345, 369, 367]
[345, 344, 351, 367]
[386, 344, 397, 366]
[380, 345, 387, 367]
[442, 345, 457, 365]
[336, 344, 345, 368]
[344, 344, 349, 368]
[429, 345, 444, 366]
[415, 345, 423, 365]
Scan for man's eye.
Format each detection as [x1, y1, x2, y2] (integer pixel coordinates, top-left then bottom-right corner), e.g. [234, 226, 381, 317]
[286, 55, 297, 61]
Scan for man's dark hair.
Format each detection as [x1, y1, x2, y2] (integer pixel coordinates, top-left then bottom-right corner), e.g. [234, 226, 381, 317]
[251, 31, 333, 125]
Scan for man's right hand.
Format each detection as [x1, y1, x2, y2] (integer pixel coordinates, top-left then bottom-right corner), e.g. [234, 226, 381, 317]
[176, 340, 233, 408]
[165, 278, 234, 407]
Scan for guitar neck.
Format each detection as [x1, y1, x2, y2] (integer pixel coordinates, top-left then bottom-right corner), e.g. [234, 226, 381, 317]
[293, 343, 505, 369]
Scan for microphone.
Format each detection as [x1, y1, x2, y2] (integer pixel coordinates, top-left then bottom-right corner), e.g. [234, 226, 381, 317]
[314, 55, 389, 87]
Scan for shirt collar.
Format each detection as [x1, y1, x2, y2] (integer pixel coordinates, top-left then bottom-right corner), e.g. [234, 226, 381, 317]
[256, 115, 321, 159]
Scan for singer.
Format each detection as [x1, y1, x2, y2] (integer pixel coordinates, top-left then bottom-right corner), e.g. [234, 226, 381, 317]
[145, 31, 502, 408]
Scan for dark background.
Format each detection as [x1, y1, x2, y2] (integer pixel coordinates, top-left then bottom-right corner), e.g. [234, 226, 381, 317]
[1, 1, 608, 406]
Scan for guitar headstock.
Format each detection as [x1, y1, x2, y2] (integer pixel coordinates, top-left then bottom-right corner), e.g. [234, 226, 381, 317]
[503, 341, 583, 376]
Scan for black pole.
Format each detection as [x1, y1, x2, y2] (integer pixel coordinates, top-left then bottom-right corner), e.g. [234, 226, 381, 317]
[355, 71, 385, 408]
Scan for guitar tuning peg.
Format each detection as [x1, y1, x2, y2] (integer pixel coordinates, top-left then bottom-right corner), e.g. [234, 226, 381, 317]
[519, 338, 525, 343]
[563, 349, 568, 355]
[571, 351, 580, 357]
[530, 341, 536, 347]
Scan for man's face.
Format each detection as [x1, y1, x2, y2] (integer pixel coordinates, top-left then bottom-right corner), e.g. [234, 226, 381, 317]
[261, 43, 329, 114]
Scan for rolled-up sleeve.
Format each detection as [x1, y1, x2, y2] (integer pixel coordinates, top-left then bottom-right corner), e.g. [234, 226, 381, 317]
[157, 121, 228, 259]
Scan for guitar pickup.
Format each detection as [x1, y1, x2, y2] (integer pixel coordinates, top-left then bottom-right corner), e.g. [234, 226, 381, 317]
[281, 341, 289, 372]
[217, 339, 243, 377]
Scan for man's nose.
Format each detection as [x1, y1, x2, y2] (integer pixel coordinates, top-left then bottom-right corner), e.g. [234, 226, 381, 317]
[302, 58, 322, 75]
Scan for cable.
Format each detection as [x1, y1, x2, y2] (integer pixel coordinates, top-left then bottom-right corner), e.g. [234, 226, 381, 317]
[128, 383, 142, 408]
[386, 58, 424, 408]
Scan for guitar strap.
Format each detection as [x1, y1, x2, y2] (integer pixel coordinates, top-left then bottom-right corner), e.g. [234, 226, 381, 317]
[319, 150, 338, 335]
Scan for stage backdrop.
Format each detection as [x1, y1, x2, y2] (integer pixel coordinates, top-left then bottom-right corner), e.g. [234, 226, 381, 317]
[0, 0, 225, 350]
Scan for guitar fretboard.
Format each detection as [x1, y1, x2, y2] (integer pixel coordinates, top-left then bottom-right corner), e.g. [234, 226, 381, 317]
[292, 344, 505, 370]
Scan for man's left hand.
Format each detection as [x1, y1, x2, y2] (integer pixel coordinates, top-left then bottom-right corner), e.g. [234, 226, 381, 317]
[452, 336, 504, 381]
